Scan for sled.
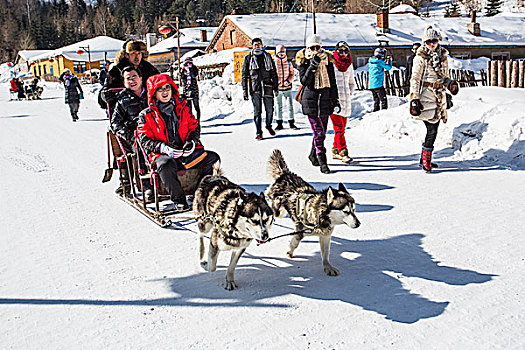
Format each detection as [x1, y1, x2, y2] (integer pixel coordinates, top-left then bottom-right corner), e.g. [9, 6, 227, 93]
[107, 130, 201, 228]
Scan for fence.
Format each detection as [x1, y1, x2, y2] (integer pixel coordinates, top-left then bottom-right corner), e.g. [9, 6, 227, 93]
[487, 60, 525, 88]
[355, 68, 488, 96]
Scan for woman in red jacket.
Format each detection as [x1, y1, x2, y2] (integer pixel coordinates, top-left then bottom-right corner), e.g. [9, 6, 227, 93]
[137, 74, 220, 210]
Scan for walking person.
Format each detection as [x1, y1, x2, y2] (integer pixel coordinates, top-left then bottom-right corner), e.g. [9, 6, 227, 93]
[242, 38, 278, 140]
[295, 34, 339, 174]
[59, 68, 83, 122]
[330, 41, 356, 163]
[409, 26, 459, 173]
[274, 44, 296, 130]
[180, 57, 201, 129]
[137, 74, 220, 210]
[368, 47, 392, 112]
[405, 42, 421, 85]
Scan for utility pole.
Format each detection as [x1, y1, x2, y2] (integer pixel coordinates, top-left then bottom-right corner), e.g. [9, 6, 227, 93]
[312, 0, 317, 34]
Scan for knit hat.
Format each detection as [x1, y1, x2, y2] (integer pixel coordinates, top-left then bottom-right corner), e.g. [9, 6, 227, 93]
[276, 44, 286, 53]
[306, 34, 322, 48]
[374, 47, 386, 58]
[184, 57, 193, 63]
[63, 68, 71, 74]
[422, 26, 442, 42]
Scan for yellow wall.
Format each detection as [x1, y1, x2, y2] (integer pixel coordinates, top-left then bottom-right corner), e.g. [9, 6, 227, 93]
[31, 56, 101, 78]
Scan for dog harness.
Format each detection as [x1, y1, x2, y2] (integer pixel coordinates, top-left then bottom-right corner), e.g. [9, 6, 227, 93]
[295, 193, 319, 230]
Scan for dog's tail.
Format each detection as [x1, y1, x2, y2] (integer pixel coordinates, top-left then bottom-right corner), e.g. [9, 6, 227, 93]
[267, 149, 289, 180]
[212, 160, 223, 176]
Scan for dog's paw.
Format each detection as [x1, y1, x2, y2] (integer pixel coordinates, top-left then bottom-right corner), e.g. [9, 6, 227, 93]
[324, 264, 340, 276]
[224, 280, 238, 290]
[286, 250, 294, 258]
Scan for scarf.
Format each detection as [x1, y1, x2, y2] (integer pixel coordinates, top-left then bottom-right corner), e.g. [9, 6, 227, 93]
[304, 48, 330, 90]
[333, 51, 352, 72]
[156, 99, 183, 148]
[250, 49, 273, 71]
[421, 45, 446, 73]
[63, 74, 72, 87]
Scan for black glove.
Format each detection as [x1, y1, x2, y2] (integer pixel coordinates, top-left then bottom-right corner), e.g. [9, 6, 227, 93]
[243, 92, 249, 101]
[410, 99, 424, 116]
[183, 139, 195, 152]
[333, 100, 341, 114]
[446, 79, 459, 95]
[310, 55, 322, 68]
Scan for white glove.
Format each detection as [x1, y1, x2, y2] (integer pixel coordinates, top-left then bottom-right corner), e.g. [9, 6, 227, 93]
[160, 143, 183, 158]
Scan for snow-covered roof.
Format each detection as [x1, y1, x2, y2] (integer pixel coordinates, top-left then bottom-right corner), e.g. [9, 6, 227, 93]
[390, 4, 417, 14]
[193, 47, 248, 67]
[222, 13, 525, 48]
[149, 27, 217, 55]
[29, 36, 124, 63]
[17, 50, 52, 61]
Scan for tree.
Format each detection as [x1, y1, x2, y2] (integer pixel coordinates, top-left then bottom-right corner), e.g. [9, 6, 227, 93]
[485, 0, 502, 16]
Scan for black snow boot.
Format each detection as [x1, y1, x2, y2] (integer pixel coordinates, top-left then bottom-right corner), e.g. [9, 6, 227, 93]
[318, 153, 331, 174]
[275, 120, 284, 130]
[308, 146, 319, 167]
[289, 120, 298, 129]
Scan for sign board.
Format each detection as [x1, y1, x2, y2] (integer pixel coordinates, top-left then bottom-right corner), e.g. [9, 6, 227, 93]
[233, 50, 275, 83]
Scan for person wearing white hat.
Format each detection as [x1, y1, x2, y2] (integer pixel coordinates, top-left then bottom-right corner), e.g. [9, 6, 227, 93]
[409, 26, 459, 173]
[295, 34, 339, 174]
[274, 44, 296, 130]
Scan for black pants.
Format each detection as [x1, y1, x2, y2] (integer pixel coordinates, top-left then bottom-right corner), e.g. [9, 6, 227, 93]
[187, 98, 201, 122]
[371, 87, 387, 112]
[156, 151, 220, 204]
[423, 121, 440, 149]
[68, 101, 79, 120]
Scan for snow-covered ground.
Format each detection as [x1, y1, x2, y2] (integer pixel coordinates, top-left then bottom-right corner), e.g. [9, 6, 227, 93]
[0, 75, 524, 349]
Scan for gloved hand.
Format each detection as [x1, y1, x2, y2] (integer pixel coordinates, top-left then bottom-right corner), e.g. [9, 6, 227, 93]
[182, 139, 196, 157]
[409, 99, 424, 116]
[333, 100, 341, 114]
[243, 92, 249, 101]
[310, 55, 322, 68]
[446, 79, 459, 95]
[274, 90, 279, 97]
[160, 143, 183, 158]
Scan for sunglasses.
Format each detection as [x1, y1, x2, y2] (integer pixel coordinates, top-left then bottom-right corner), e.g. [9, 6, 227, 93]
[337, 48, 349, 54]
[425, 39, 439, 44]
[157, 85, 171, 93]
[309, 45, 321, 51]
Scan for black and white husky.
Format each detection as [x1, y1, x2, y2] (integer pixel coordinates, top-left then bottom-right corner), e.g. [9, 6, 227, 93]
[266, 149, 360, 276]
[193, 172, 273, 290]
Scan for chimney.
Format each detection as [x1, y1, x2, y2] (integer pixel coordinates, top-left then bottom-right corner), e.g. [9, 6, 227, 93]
[376, 7, 390, 34]
[467, 10, 481, 36]
[200, 29, 208, 42]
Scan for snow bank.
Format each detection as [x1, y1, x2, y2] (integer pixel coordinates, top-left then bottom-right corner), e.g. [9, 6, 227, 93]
[0, 63, 15, 83]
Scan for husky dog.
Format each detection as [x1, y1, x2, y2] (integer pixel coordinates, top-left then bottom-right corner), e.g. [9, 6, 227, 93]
[266, 149, 360, 276]
[193, 172, 273, 290]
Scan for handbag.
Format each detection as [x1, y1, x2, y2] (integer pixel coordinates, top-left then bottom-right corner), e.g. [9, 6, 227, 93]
[446, 93, 453, 109]
[180, 148, 208, 169]
[295, 85, 305, 103]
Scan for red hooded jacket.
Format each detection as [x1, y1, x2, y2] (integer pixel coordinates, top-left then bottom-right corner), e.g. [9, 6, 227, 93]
[137, 74, 201, 164]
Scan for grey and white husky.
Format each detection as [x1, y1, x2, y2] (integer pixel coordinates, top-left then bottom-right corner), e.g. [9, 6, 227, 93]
[193, 171, 273, 290]
[266, 149, 360, 276]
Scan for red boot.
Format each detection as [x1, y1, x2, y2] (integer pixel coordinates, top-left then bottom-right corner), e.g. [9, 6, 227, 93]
[421, 146, 433, 173]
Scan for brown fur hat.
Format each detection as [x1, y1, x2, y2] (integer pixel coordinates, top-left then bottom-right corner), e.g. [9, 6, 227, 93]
[125, 40, 149, 58]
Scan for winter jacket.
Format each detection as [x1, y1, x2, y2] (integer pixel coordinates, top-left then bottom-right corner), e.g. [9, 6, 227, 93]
[110, 88, 148, 143]
[10, 79, 17, 92]
[296, 48, 338, 117]
[274, 55, 294, 91]
[137, 74, 201, 165]
[59, 72, 83, 104]
[409, 46, 450, 124]
[98, 67, 108, 85]
[334, 64, 356, 117]
[180, 65, 199, 99]
[405, 53, 416, 83]
[105, 50, 160, 91]
[368, 57, 392, 89]
[242, 51, 278, 96]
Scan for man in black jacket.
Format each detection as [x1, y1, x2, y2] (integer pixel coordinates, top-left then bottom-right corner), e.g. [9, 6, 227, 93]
[405, 42, 421, 92]
[242, 38, 278, 140]
[59, 69, 84, 122]
[180, 57, 201, 128]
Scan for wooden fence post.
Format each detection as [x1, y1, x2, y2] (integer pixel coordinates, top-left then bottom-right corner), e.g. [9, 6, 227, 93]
[498, 60, 505, 87]
[491, 60, 498, 87]
[506, 60, 512, 88]
[487, 61, 491, 86]
[511, 60, 519, 88]
[519, 60, 525, 88]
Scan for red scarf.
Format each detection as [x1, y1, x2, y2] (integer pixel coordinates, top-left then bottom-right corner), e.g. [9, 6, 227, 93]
[333, 51, 352, 72]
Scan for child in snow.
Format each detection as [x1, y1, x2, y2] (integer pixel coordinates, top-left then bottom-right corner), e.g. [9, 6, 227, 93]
[409, 26, 459, 173]
[330, 41, 356, 163]
[368, 47, 392, 112]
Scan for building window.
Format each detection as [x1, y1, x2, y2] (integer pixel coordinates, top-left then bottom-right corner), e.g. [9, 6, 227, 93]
[38, 65, 42, 76]
[50, 66, 54, 75]
[230, 29, 235, 46]
[73, 61, 87, 74]
[491, 52, 510, 60]
[452, 52, 471, 59]
[356, 56, 368, 68]
[43, 65, 47, 75]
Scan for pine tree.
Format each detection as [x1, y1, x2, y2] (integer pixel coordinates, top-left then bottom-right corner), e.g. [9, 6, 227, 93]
[485, 0, 502, 16]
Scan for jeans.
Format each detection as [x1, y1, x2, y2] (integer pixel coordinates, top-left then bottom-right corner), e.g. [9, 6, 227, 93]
[330, 114, 347, 150]
[371, 87, 387, 111]
[276, 90, 294, 121]
[307, 114, 330, 154]
[68, 101, 79, 119]
[251, 92, 274, 135]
